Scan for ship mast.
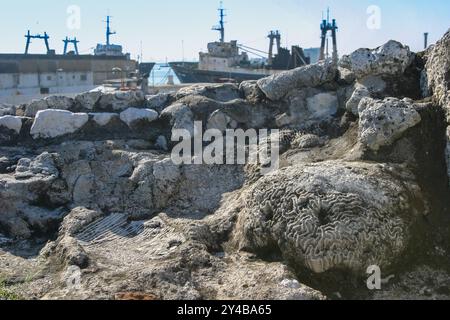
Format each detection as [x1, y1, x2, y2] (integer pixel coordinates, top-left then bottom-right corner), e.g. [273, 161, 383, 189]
[105, 15, 116, 46]
[212, 2, 226, 43]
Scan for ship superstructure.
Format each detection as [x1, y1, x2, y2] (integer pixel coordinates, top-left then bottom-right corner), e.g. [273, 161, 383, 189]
[170, 4, 316, 84]
[94, 16, 129, 58]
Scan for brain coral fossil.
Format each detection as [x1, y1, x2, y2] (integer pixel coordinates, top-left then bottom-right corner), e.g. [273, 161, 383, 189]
[237, 161, 424, 274]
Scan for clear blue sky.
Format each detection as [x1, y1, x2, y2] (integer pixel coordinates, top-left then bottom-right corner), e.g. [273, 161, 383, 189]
[0, 0, 448, 62]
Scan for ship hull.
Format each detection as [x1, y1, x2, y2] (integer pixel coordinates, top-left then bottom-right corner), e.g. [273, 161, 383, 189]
[169, 62, 270, 84]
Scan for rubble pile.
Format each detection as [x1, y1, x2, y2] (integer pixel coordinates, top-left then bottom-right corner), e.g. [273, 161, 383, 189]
[0, 31, 449, 300]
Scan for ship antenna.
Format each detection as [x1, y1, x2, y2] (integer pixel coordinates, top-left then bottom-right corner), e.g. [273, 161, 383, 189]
[212, 1, 226, 42]
[105, 15, 116, 46]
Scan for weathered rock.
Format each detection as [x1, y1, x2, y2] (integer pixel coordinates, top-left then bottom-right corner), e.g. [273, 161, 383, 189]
[72, 174, 95, 205]
[358, 97, 422, 151]
[235, 161, 424, 274]
[446, 127, 450, 185]
[175, 83, 240, 102]
[59, 207, 104, 237]
[346, 85, 370, 115]
[55, 235, 89, 268]
[358, 75, 387, 94]
[177, 164, 245, 214]
[0, 104, 16, 117]
[15, 152, 59, 179]
[257, 61, 337, 101]
[74, 91, 102, 111]
[306, 92, 338, 119]
[422, 30, 450, 184]
[239, 80, 263, 101]
[207, 110, 237, 131]
[16, 205, 65, 235]
[275, 88, 340, 128]
[23, 96, 75, 117]
[338, 67, 356, 84]
[291, 134, 322, 149]
[423, 29, 450, 121]
[0, 116, 23, 134]
[45, 96, 75, 111]
[119, 108, 158, 128]
[24, 99, 50, 117]
[339, 40, 414, 79]
[30, 110, 89, 139]
[372, 266, 450, 300]
[152, 158, 182, 209]
[97, 91, 145, 111]
[161, 103, 195, 136]
[90, 113, 118, 127]
[0, 152, 60, 238]
[0, 233, 11, 245]
[115, 91, 144, 101]
[155, 135, 168, 151]
[146, 93, 171, 113]
[2, 32, 450, 301]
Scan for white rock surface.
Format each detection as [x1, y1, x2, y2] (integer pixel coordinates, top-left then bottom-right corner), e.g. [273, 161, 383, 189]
[90, 113, 118, 126]
[358, 97, 421, 151]
[306, 92, 338, 119]
[0, 116, 23, 134]
[339, 40, 413, 79]
[119, 108, 158, 127]
[257, 61, 337, 101]
[346, 85, 370, 115]
[25, 96, 74, 117]
[31, 110, 89, 139]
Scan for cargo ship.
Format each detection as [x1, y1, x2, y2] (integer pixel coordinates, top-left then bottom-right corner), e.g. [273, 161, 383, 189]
[0, 16, 154, 104]
[170, 5, 317, 84]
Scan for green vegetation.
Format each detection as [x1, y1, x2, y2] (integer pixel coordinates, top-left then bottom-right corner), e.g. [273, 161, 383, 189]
[0, 278, 22, 301]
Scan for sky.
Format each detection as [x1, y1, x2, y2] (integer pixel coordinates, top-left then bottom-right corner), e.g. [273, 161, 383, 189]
[0, 0, 449, 62]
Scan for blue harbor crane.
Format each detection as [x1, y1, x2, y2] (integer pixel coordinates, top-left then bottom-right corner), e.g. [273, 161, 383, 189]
[24, 30, 52, 54]
[319, 8, 338, 62]
[212, 2, 226, 43]
[63, 37, 80, 55]
[267, 31, 281, 66]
